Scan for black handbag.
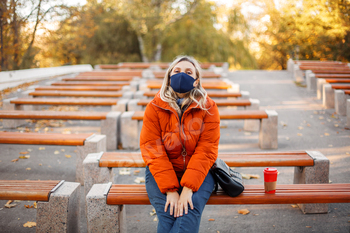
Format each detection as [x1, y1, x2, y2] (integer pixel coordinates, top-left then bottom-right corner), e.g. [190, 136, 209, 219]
[210, 158, 244, 197]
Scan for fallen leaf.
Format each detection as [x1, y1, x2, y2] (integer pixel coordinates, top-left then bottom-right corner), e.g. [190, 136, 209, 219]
[65, 154, 71, 158]
[134, 170, 140, 175]
[285, 137, 290, 140]
[346, 152, 349, 155]
[4, 200, 16, 208]
[38, 147, 45, 150]
[61, 149, 65, 152]
[24, 204, 34, 208]
[54, 150, 60, 155]
[208, 218, 215, 221]
[134, 177, 145, 184]
[119, 168, 131, 175]
[328, 145, 333, 147]
[153, 216, 158, 222]
[26, 168, 31, 171]
[39, 163, 42, 166]
[19, 155, 30, 159]
[244, 132, 251, 136]
[324, 133, 330, 136]
[297, 133, 303, 136]
[220, 125, 227, 129]
[307, 123, 311, 127]
[11, 159, 19, 163]
[23, 222, 36, 228]
[253, 214, 259, 216]
[33, 202, 37, 209]
[319, 116, 324, 120]
[27, 149, 32, 152]
[298, 126, 303, 130]
[237, 209, 250, 215]
[306, 226, 312, 228]
[291, 204, 298, 208]
[19, 151, 29, 155]
[334, 124, 339, 127]
[150, 208, 156, 216]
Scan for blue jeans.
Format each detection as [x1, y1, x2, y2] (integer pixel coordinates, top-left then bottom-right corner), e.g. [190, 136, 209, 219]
[145, 166, 215, 233]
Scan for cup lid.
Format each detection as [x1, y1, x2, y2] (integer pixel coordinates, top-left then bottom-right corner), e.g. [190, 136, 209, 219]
[264, 167, 278, 173]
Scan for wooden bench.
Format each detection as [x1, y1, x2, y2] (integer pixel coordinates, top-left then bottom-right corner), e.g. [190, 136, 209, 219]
[333, 90, 350, 116]
[35, 85, 123, 91]
[78, 70, 143, 77]
[28, 90, 124, 98]
[153, 71, 221, 79]
[134, 90, 249, 99]
[0, 132, 106, 183]
[3, 97, 125, 112]
[120, 109, 278, 150]
[95, 62, 227, 70]
[62, 76, 135, 81]
[51, 81, 130, 87]
[322, 84, 350, 109]
[306, 73, 350, 92]
[83, 150, 330, 213]
[86, 182, 350, 232]
[0, 180, 80, 232]
[0, 110, 119, 150]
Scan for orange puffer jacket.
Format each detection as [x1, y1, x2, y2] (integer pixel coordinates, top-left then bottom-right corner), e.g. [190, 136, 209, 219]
[140, 92, 220, 194]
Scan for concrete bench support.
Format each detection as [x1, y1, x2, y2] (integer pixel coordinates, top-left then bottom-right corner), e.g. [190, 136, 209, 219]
[259, 110, 278, 149]
[86, 183, 126, 233]
[112, 99, 129, 112]
[323, 84, 334, 109]
[347, 99, 350, 128]
[243, 99, 260, 132]
[305, 71, 317, 92]
[2, 98, 28, 128]
[294, 151, 330, 213]
[127, 99, 143, 111]
[101, 112, 121, 150]
[334, 90, 349, 116]
[36, 181, 81, 233]
[120, 111, 140, 150]
[76, 134, 106, 184]
[134, 90, 148, 99]
[317, 79, 327, 99]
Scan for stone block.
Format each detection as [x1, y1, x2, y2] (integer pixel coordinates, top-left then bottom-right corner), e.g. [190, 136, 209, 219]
[317, 79, 326, 99]
[223, 79, 240, 93]
[127, 99, 144, 111]
[243, 99, 260, 132]
[134, 90, 148, 99]
[287, 58, 294, 72]
[2, 98, 27, 128]
[83, 152, 112, 195]
[294, 151, 329, 213]
[76, 134, 106, 184]
[120, 111, 139, 150]
[112, 99, 129, 112]
[306, 72, 316, 92]
[139, 82, 150, 92]
[142, 69, 155, 79]
[334, 90, 348, 116]
[347, 99, 350, 128]
[259, 110, 278, 149]
[323, 84, 334, 109]
[86, 183, 126, 233]
[240, 91, 250, 99]
[122, 91, 134, 99]
[101, 111, 121, 150]
[37, 181, 81, 233]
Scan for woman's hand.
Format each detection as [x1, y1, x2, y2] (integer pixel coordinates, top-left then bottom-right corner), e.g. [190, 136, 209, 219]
[176, 186, 193, 217]
[165, 191, 180, 216]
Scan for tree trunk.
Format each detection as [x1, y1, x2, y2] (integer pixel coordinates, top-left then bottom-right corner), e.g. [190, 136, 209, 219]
[0, 0, 5, 71]
[137, 35, 148, 62]
[154, 43, 162, 61]
[11, 0, 19, 70]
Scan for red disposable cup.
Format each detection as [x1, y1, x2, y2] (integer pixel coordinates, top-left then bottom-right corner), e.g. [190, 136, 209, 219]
[264, 167, 278, 194]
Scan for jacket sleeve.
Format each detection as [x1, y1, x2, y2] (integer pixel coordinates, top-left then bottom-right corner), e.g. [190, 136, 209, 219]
[140, 103, 180, 193]
[180, 102, 220, 192]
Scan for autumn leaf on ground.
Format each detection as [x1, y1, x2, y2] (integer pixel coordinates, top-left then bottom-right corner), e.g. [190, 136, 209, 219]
[306, 226, 312, 228]
[153, 216, 158, 222]
[150, 208, 156, 216]
[208, 218, 215, 221]
[26, 168, 31, 171]
[33, 202, 37, 208]
[324, 133, 330, 136]
[23, 222, 36, 228]
[4, 200, 16, 208]
[134, 177, 145, 184]
[291, 204, 298, 208]
[19, 151, 29, 155]
[119, 168, 131, 175]
[237, 209, 250, 215]
[220, 125, 227, 129]
[298, 126, 303, 130]
[38, 147, 45, 150]
[297, 133, 303, 136]
[11, 159, 19, 163]
[19, 155, 30, 159]
[54, 150, 60, 155]
[65, 154, 71, 158]
[133, 170, 140, 175]
[24, 204, 34, 208]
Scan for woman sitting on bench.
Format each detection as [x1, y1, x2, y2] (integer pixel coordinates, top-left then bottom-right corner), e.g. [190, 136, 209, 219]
[140, 55, 220, 233]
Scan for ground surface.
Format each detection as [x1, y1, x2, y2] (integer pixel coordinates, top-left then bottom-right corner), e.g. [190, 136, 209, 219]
[0, 70, 349, 233]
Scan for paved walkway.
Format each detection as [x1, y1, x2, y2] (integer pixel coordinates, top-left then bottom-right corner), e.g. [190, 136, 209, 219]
[0, 70, 349, 232]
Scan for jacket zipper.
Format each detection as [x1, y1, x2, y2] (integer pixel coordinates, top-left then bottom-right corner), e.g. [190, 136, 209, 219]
[152, 102, 188, 172]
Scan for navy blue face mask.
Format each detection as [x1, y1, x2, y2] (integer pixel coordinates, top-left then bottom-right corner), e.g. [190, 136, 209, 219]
[170, 72, 198, 93]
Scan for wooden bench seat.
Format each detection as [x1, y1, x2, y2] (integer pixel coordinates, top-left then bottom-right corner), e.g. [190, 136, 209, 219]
[299, 66, 350, 71]
[29, 90, 123, 98]
[153, 71, 221, 79]
[315, 74, 350, 78]
[0, 110, 119, 150]
[0, 132, 106, 183]
[322, 84, 350, 109]
[62, 76, 134, 81]
[121, 109, 277, 150]
[0, 180, 80, 232]
[8, 97, 119, 106]
[145, 81, 232, 90]
[35, 86, 122, 91]
[141, 90, 245, 98]
[78, 70, 143, 76]
[51, 81, 130, 86]
[323, 78, 350, 83]
[313, 70, 350, 74]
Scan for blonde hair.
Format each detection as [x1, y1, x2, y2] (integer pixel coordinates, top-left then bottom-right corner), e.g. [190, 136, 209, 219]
[159, 55, 208, 114]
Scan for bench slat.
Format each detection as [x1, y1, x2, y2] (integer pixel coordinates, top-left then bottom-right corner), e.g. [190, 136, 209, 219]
[146, 82, 231, 90]
[136, 99, 251, 107]
[106, 184, 350, 205]
[143, 91, 242, 98]
[0, 110, 108, 120]
[324, 79, 350, 83]
[315, 74, 350, 78]
[313, 70, 350, 74]
[131, 110, 268, 121]
[0, 180, 61, 201]
[52, 81, 130, 86]
[330, 84, 350, 89]
[10, 98, 119, 106]
[29, 90, 123, 98]
[36, 86, 122, 91]
[98, 151, 314, 168]
[0, 132, 93, 146]
[62, 77, 134, 81]
[79, 71, 143, 76]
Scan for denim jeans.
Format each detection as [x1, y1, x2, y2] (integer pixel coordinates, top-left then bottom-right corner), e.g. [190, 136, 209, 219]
[145, 166, 215, 233]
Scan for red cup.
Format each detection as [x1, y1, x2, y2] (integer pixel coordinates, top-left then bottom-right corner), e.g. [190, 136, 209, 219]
[264, 167, 278, 194]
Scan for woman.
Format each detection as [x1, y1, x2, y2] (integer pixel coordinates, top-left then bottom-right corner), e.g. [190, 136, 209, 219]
[140, 55, 220, 233]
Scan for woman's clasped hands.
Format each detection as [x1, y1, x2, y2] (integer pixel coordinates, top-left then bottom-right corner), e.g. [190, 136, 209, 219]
[165, 186, 194, 218]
